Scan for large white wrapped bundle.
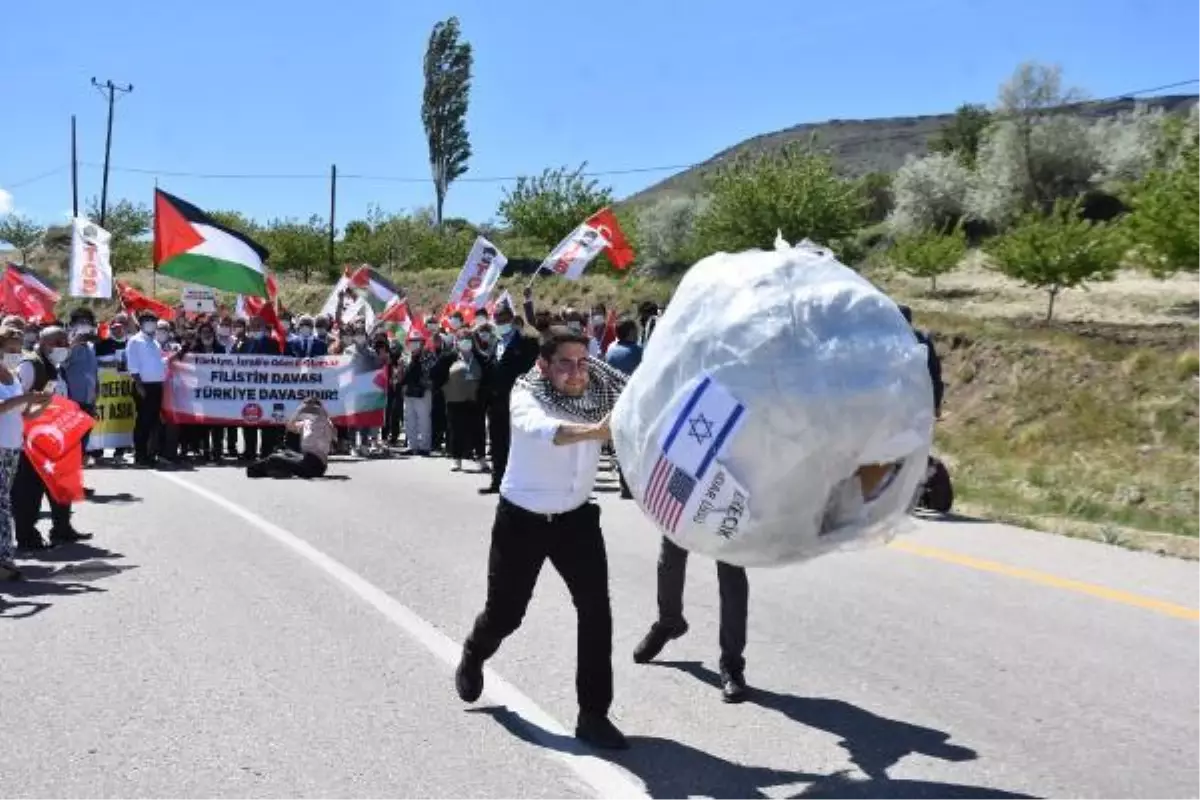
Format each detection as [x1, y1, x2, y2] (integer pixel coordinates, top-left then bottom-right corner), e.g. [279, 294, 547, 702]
[611, 239, 935, 568]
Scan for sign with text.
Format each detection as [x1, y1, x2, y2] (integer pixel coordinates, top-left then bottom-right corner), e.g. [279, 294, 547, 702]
[182, 285, 217, 313]
[161, 354, 386, 427]
[90, 367, 136, 449]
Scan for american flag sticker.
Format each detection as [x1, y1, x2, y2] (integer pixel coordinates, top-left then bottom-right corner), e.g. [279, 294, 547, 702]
[644, 453, 698, 533]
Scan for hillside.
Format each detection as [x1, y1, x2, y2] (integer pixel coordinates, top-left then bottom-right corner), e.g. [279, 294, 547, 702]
[624, 94, 1199, 205]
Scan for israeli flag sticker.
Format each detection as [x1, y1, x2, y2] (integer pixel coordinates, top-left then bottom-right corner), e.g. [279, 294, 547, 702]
[658, 375, 747, 480]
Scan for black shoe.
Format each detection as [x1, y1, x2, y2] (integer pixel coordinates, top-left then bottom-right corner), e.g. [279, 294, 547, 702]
[17, 538, 54, 553]
[51, 529, 93, 544]
[477, 486, 500, 495]
[1, 561, 23, 581]
[455, 649, 484, 703]
[632, 621, 689, 664]
[575, 713, 629, 750]
[720, 668, 749, 704]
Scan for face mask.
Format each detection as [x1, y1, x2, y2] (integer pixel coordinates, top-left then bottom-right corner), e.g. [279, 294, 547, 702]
[298, 326, 313, 338]
[3, 353, 23, 369]
[49, 347, 69, 365]
[217, 327, 232, 339]
[448, 318, 463, 331]
[457, 339, 473, 353]
[316, 328, 328, 340]
[155, 331, 170, 344]
[494, 323, 512, 337]
[142, 321, 157, 335]
[74, 324, 95, 337]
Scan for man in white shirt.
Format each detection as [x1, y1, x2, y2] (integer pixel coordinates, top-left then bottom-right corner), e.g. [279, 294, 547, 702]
[456, 327, 630, 750]
[125, 310, 168, 467]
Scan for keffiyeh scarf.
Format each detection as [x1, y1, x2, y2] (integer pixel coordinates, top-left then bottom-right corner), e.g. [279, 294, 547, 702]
[516, 356, 627, 423]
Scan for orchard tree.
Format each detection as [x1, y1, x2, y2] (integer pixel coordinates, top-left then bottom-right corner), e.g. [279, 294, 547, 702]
[1122, 111, 1199, 276]
[635, 194, 710, 272]
[984, 199, 1122, 321]
[887, 225, 967, 294]
[694, 144, 865, 257]
[422, 16, 473, 225]
[498, 164, 614, 248]
[0, 214, 45, 263]
[258, 216, 328, 280]
[929, 103, 992, 167]
[887, 153, 972, 235]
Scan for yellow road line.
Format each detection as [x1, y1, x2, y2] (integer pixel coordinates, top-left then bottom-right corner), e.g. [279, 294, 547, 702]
[888, 541, 1200, 622]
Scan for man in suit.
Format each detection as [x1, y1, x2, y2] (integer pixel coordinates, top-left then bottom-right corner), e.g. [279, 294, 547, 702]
[237, 316, 283, 459]
[478, 304, 539, 495]
[286, 314, 329, 359]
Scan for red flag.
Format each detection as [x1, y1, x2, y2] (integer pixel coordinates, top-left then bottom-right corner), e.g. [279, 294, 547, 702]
[117, 281, 175, 321]
[1, 263, 59, 322]
[585, 208, 635, 269]
[23, 395, 94, 505]
[601, 308, 618, 352]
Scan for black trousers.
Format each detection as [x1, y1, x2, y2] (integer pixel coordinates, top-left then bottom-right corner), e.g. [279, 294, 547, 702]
[485, 399, 512, 490]
[242, 427, 281, 460]
[246, 448, 327, 479]
[384, 387, 404, 442]
[132, 382, 164, 461]
[431, 389, 447, 451]
[657, 537, 749, 674]
[466, 498, 613, 715]
[11, 451, 71, 543]
[78, 402, 97, 453]
[446, 400, 484, 460]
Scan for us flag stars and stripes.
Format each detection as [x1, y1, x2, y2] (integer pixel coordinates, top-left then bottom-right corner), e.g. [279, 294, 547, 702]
[644, 454, 697, 533]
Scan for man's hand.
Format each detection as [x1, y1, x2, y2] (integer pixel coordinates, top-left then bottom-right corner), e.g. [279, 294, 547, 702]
[593, 413, 611, 442]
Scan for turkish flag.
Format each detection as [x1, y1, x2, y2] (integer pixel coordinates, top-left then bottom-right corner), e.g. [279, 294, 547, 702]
[601, 308, 618, 352]
[1, 264, 58, 321]
[585, 208, 636, 269]
[23, 395, 94, 505]
[117, 281, 176, 321]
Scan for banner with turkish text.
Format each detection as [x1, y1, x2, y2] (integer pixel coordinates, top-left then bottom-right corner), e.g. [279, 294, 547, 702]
[90, 367, 136, 449]
[161, 354, 386, 427]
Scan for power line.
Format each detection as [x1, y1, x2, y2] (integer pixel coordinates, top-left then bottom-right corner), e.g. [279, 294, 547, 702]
[25, 76, 1200, 190]
[5, 165, 68, 189]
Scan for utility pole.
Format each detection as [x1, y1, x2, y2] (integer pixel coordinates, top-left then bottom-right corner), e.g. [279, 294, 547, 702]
[327, 163, 337, 283]
[70, 115, 79, 218]
[91, 77, 133, 227]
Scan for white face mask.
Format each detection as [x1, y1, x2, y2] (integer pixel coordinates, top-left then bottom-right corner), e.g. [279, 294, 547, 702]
[142, 321, 157, 335]
[457, 339, 474, 353]
[494, 323, 512, 337]
[155, 331, 170, 344]
[298, 326, 313, 338]
[3, 353, 23, 369]
[217, 327, 232, 339]
[49, 347, 69, 365]
[74, 324, 95, 337]
[448, 318, 463, 331]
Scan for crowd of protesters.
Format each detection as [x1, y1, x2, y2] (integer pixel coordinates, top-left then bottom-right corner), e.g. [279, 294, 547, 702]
[0, 284, 661, 580]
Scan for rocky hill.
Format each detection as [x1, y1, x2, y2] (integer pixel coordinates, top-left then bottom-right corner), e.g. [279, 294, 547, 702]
[624, 94, 1198, 205]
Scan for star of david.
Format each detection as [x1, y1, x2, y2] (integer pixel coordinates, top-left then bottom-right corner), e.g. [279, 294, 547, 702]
[687, 414, 714, 446]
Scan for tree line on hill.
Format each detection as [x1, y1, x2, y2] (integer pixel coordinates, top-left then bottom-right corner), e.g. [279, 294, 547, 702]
[1, 60, 1196, 322]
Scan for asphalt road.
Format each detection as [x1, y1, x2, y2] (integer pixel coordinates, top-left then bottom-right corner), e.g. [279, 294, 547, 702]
[2, 454, 1197, 799]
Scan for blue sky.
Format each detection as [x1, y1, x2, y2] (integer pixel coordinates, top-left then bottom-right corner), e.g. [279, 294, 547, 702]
[2, 0, 1196, 228]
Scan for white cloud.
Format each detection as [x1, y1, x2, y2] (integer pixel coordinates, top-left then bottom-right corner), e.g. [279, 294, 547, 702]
[0, 187, 12, 215]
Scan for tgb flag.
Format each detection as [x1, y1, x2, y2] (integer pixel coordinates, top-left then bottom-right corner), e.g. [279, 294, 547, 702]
[540, 207, 635, 280]
[24, 395, 94, 505]
[448, 237, 507, 308]
[68, 217, 114, 299]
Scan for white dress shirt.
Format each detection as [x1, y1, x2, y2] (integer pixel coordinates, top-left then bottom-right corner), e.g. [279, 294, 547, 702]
[500, 385, 602, 515]
[125, 332, 167, 382]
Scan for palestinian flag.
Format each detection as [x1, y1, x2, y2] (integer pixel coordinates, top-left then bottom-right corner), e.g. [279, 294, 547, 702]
[153, 189, 270, 297]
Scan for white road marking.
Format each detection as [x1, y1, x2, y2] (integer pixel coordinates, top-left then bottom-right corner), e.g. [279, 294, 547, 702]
[153, 471, 648, 800]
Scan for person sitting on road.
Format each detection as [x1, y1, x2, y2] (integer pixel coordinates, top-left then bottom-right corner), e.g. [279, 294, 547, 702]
[246, 397, 335, 480]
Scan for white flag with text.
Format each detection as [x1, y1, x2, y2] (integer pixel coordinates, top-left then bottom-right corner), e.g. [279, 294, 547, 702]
[68, 217, 114, 299]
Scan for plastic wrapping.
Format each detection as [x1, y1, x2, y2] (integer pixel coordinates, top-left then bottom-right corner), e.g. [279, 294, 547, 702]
[611, 239, 935, 568]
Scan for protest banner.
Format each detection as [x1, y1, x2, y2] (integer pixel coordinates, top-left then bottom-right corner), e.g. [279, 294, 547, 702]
[182, 285, 217, 313]
[448, 237, 506, 308]
[90, 367, 137, 449]
[68, 217, 114, 299]
[161, 354, 386, 427]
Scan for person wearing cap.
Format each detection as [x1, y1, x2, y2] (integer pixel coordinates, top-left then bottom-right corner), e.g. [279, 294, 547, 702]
[11, 325, 92, 549]
[286, 314, 328, 358]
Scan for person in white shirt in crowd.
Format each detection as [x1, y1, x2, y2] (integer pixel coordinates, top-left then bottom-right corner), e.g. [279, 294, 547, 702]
[12, 326, 91, 548]
[586, 303, 607, 358]
[125, 310, 168, 467]
[455, 326, 631, 750]
[0, 325, 54, 580]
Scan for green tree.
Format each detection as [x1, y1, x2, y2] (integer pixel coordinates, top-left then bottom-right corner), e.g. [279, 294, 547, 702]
[887, 225, 967, 293]
[258, 216, 328, 280]
[0, 214, 45, 263]
[1121, 112, 1198, 277]
[856, 172, 894, 224]
[694, 144, 865, 257]
[87, 197, 152, 272]
[498, 164, 614, 248]
[207, 210, 261, 238]
[984, 199, 1122, 321]
[422, 16, 473, 226]
[929, 103, 993, 167]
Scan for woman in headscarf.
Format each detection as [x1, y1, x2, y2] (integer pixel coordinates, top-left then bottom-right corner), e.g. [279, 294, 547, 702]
[442, 329, 487, 473]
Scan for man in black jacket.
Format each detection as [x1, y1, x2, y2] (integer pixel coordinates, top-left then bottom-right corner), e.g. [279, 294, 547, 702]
[236, 318, 283, 459]
[478, 304, 539, 495]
